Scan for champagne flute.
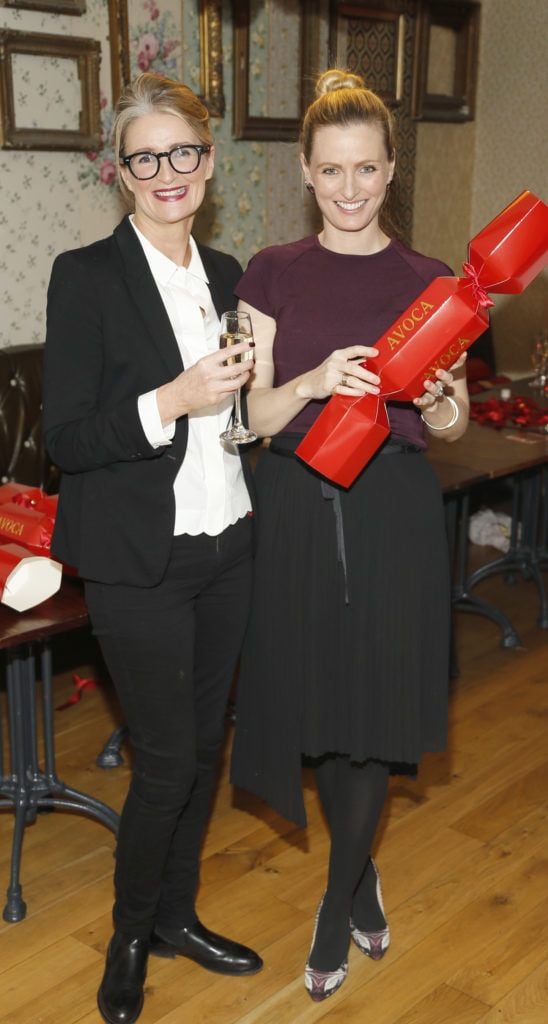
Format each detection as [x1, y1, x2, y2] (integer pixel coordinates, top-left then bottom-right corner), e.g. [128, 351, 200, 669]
[219, 310, 257, 445]
[529, 333, 548, 389]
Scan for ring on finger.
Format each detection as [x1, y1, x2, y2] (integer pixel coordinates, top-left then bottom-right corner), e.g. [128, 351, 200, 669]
[432, 380, 445, 398]
[340, 372, 349, 387]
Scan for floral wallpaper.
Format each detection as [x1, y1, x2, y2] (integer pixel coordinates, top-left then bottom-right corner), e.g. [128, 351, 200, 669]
[134, 0, 179, 73]
[12, 53, 81, 130]
[77, 0, 180, 196]
[0, 0, 122, 344]
[248, 0, 267, 118]
[0, 0, 270, 347]
[183, 3, 268, 258]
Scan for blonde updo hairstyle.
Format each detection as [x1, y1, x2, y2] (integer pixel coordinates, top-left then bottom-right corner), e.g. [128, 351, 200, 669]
[301, 69, 397, 232]
[301, 69, 395, 163]
[113, 72, 213, 208]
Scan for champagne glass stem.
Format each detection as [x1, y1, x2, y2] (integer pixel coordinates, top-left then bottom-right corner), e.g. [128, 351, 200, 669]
[233, 386, 243, 430]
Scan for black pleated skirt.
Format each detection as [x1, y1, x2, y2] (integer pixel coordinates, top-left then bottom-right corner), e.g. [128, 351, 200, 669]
[230, 436, 451, 826]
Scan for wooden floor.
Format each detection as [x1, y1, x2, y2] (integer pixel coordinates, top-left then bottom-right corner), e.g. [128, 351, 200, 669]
[0, 555, 547, 1024]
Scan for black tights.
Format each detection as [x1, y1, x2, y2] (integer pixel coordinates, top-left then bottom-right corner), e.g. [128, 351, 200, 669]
[310, 756, 389, 971]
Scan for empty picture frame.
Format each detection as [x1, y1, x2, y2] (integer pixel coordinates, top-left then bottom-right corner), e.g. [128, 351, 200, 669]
[412, 0, 480, 121]
[0, 30, 101, 151]
[233, 0, 317, 141]
[329, 3, 405, 107]
[0, 0, 85, 14]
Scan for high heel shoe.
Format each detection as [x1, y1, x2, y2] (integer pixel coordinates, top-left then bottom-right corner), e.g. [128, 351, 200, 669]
[304, 894, 348, 1002]
[350, 858, 390, 961]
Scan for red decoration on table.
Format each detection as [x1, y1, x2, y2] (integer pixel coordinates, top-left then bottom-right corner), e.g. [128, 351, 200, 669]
[296, 191, 548, 487]
[469, 396, 548, 431]
[0, 485, 62, 610]
[0, 500, 55, 554]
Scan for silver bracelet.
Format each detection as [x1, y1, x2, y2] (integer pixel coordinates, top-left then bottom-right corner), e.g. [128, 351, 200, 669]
[421, 394, 459, 430]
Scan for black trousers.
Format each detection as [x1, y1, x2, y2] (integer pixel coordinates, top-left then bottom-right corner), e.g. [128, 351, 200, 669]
[85, 516, 253, 938]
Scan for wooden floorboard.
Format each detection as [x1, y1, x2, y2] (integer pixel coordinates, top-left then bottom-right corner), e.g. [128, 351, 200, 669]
[0, 553, 546, 1023]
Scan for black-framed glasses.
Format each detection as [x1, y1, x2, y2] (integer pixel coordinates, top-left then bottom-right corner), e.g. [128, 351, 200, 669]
[121, 144, 211, 180]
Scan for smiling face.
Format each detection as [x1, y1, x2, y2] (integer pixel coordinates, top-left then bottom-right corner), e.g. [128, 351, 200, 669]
[120, 111, 214, 239]
[301, 121, 395, 251]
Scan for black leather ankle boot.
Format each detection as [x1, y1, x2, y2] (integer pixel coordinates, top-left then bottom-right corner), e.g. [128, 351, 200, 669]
[97, 932, 149, 1024]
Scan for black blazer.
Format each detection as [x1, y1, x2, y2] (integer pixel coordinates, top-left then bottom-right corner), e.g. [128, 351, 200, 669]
[43, 215, 253, 585]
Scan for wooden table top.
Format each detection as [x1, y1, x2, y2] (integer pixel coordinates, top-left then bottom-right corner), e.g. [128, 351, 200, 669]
[427, 377, 547, 494]
[428, 419, 547, 490]
[0, 577, 88, 651]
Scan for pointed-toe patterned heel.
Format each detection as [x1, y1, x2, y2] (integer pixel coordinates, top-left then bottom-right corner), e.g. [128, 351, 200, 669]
[304, 961, 349, 1002]
[350, 858, 390, 961]
[304, 895, 348, 1002]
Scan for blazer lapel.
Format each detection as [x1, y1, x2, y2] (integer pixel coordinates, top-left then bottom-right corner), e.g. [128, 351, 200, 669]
[198, 244, 238, 320]
[113, 216, 183, 379]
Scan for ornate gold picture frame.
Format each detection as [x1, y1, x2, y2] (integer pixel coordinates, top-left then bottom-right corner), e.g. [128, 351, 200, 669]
[110, 1, 218, 114]
[198, 0, 224, 117]
[109, 0, 131, 106]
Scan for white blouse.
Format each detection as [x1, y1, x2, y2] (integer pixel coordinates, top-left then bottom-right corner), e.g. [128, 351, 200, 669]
[132, 219, 251, 537]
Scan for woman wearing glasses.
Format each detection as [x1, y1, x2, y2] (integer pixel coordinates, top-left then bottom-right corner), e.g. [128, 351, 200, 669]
[43, 74, 261, 1024]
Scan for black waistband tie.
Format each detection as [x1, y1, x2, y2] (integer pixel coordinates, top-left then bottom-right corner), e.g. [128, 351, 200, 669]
[269, 434, 352, 605]
[320, 481, 350, 605]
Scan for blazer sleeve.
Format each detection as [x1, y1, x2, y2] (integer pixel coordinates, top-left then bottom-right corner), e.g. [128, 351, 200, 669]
[43, 251, 162, 475]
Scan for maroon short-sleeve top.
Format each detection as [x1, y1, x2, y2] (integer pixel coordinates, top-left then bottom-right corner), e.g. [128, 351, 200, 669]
[235, 235, 452, 445]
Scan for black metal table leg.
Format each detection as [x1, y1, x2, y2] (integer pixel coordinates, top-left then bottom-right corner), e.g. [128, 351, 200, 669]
[443, 493, 461, 678]
[39, 643, 120, 831]
[23, 646, 40, 825]
[450, 491, 522, 648]
[3, 655, 29, 922]
[95, 724, 128, 769]
[524, 469, 547, 628]
[464, 471, 547, 631]
[1, 641, 120, 923]
[538, 464, 547, 570]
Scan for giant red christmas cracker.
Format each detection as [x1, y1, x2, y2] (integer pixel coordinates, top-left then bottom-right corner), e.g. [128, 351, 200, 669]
[296, 191, 548, 487]
[0, 484, 62, 611]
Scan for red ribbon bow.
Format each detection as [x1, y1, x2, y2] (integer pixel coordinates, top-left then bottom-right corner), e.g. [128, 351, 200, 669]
[39, 526, 52, 549]
[462, 262, 495, 310]
[56, 673, 99, 711]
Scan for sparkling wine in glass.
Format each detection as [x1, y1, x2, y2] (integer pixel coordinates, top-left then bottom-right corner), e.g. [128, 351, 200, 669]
[219, 311, 257, 445]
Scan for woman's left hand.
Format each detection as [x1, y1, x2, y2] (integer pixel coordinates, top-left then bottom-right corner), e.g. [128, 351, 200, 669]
[413, 353, 466, 412]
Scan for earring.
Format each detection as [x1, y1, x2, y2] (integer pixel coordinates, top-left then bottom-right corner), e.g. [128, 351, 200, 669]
[305, 181, 315, 195]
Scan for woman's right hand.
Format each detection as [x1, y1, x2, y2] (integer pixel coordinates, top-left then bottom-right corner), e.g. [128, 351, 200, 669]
[295, 345, 381, 401]
[156, 341, 254, 424]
